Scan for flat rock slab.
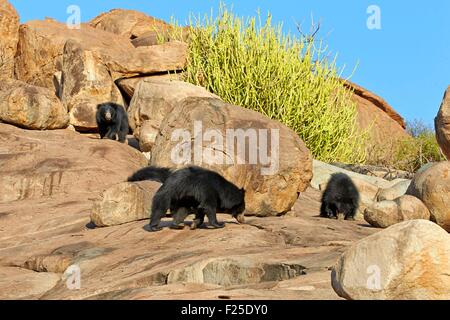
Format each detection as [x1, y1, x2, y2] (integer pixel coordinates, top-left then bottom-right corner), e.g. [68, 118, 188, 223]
[0, 185, 378, 300]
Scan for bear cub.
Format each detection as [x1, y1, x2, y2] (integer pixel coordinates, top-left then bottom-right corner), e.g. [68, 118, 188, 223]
[128, 166, 246, 232]
[320, 173, 359, 221]
[96, 102, 129, 143]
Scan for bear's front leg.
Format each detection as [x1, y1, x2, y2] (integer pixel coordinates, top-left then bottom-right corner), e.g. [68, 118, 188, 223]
[205, 207, 225, 229]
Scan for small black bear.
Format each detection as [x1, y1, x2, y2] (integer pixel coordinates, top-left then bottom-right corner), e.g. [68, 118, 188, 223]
[128, 166, 246, 232]
[96, 102, 129, 143]
[320, 173, 359, 221]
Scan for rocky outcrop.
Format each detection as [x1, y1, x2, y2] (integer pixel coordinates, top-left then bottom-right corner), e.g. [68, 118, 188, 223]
[89, 9, 171, 39]
[364, 195, 430, 228]
[14, 18, 187, 130]
[0, 185, 376, 300]
[150, 97, 313, 216]
[15, 18, 187, 90]
[128, 79, 218, 152]
[332, 220, 450, 300]
[91, 181, 161, 227]
[0, 123, 147, 203]
[0, 79, 68, 130]
[0, 0, 19, 79]
[406, 161, 450, 231]
[435, 86, 450, 160]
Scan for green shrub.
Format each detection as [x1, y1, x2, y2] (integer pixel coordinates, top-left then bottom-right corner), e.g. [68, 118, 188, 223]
[392, 120, 445, 172]
[181, 6, 367, 163]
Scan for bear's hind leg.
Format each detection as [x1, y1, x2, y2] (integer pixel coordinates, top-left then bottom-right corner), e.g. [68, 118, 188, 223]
[149, 191, 170, 232]
[191, 209, 205, 230]
[344, 205, 357, 221]
[170, 207, 190, 230]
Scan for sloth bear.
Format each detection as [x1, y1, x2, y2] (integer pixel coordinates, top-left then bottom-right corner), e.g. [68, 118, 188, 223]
[320, 173, 359, 221]
[128, 166, 246, 232]
[96, 102, 129, 143]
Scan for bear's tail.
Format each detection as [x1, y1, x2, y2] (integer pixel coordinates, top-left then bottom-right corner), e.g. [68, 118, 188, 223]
[127, 166, 173, 183]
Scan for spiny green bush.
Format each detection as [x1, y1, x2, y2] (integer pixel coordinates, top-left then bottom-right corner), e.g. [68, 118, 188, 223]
[392, 120, 445, 172]
[181, 6, 367, 163]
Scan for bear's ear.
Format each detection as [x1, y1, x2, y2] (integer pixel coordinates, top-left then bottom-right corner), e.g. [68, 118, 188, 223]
[240, 188, 246, 195]
[96, 104, 102, 110]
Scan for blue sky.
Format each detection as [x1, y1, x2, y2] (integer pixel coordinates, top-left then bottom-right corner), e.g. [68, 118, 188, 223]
[9, 0, 450, 127]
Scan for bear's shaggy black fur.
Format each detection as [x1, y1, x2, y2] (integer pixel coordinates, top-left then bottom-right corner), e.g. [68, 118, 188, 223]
[320, 173, 359, 221]
[96, 102, 129, 143]
[128, 166, 246, 232]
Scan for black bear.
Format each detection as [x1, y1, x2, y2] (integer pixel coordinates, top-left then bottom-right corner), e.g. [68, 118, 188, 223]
[96, 102, 129, 143]
[320, 173, 359, 221]
[128, 166, 246, 232]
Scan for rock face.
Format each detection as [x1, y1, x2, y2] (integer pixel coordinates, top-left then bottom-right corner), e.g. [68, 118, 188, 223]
[0, 267, 60, 299]
[364, 195, 430, 229]
[150, 97, 313, 216]
[15, 19, 187, 90]
[128, 79, 219, 152]
[91, 181, 161, 227]
[0, 79, 69, 130]
[343, 81, 409, 151]
[14, 18, 187, 129]
[406, 161, 450, 231]
[0, 123, 147, 203]
[435, 86, 450, 160]
[62, 40, 125, 131]
[116, 73, 183, 101]
[89, 9, 171, 39]
[332, 220, 450, 300]
[0, 184, 376, 300]
[0, 0, 19, 79]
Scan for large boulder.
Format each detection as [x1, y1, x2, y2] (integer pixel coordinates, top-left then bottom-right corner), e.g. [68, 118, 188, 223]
[89, 9, 171, 39]
[343, 81, 409, 154]
[116, 73, 183, 101]
[128, 79, 219, 152]
[0, 79, 68, 129]
[91, 181, 161, 227]
[406, 161, 450, 231]
[364, 195, 430, 228]
[0, 0, 19, 79]
[332, 220, 450, 300]
[0, 123, 147, 203]
[435, 86, 450, 160]
[150, 97, 313, 216]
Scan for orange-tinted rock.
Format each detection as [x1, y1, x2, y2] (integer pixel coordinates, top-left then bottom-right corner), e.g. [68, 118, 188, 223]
[0, 0, 19, 79]
[435, 86, 450, 160]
